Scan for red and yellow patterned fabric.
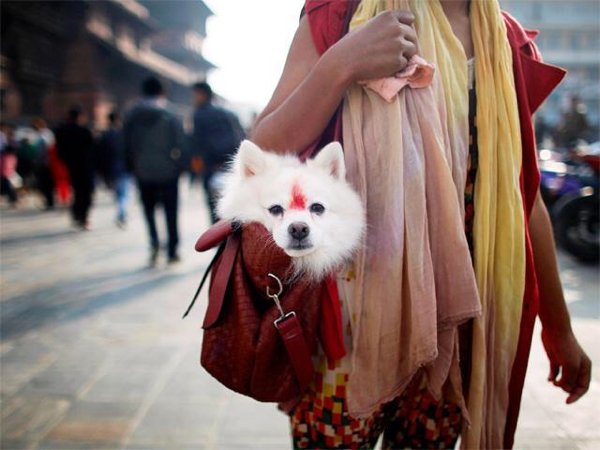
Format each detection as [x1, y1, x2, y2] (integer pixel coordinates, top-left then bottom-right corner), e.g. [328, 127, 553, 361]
[291, 364, 463, 449]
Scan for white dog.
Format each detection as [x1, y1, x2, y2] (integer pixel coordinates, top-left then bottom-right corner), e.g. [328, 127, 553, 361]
[217, 140, 365, 280]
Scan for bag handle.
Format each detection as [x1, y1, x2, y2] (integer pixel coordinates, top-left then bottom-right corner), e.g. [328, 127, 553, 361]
[183, 222, 241, 322]
[183, 220, 241, 319]
[201, 231, 241, 328]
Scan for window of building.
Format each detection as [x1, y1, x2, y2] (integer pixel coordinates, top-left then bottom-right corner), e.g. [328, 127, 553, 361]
[546, 31, 564, 50]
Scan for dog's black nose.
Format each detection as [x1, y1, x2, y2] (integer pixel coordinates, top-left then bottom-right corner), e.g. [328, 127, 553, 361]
[288, 222, 310, 241]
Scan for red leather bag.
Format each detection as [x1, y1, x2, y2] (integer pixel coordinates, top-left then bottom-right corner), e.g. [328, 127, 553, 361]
[185, 220, 323, 402]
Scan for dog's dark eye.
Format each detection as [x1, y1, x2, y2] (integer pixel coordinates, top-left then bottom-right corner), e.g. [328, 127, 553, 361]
[310, 203, 325, 215]
[268, 205, 284, 216]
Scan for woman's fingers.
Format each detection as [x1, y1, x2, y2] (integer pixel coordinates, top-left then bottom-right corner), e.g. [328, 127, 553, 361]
[548, 361, 560, 383]
[556, 358, 579, 392]
[344, 9, 421, 81]
[402, 26, 418, 45]
[396, 55, 409, 73]
[391, 10, 415, 25]
[402, 38, 418, 59]
[566, 356, 592, 404]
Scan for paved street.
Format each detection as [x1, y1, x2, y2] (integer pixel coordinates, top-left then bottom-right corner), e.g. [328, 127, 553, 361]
[1, 185, 598, 450]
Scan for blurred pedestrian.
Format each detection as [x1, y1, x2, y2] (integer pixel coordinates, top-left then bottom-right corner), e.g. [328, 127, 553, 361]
[31, 118, 56, 210]
[15, 127, 39, 190]
[97, 111, 129, 228]
[55, 106, 95, 230]
[124, 77, 186, 266]
[556, 95, 590, 148]
[0, 125, 19, 207]
[192, 81, 245, 223]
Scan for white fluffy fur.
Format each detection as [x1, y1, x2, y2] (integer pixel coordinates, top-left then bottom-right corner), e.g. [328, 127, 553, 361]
[217, 140, 365, 280]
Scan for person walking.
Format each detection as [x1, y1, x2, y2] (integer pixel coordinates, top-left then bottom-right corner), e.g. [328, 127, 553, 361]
[192, 81, 245, 223]
[0, 126, 19, 208]
[250, 1, 591, 448]
[556, 95, 590, 148]
[97, 111, 129, 228]
[124, 77, 186, 266]
[55, 107, 95, 230]
[31, 118, 56, 210]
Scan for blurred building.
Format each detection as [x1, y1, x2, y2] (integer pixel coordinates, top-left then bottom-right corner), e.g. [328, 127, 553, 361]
[0, 0, 214, 130]
[502, 0, 600, 134]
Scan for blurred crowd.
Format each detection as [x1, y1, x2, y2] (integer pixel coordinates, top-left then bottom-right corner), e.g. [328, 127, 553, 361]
[0, 77, 245, 266]
[1, 83, 596, 266]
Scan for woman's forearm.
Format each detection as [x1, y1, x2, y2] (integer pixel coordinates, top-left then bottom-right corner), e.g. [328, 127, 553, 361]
[251, 48, 352, 154]
[529, 192, 573, 335]
[251, 10, 417, 154]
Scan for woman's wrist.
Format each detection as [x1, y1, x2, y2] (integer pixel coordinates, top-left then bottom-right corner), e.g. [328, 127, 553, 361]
[539, 304, 573, 337]
[322, 41, 356, 87]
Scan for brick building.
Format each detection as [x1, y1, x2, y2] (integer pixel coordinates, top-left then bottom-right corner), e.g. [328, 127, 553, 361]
[0, 0, 214, 130]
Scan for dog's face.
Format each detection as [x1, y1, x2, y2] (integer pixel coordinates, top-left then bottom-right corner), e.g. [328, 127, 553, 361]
[217, 140, 365, 278]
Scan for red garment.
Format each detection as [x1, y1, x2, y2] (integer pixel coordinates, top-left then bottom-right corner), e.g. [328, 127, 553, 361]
[502, 11, 566, 448]
[0, 153, 17, 178]
[321, 275, 346, 367]
[48, 143, 71, 204]
[303, 2, 566, 447]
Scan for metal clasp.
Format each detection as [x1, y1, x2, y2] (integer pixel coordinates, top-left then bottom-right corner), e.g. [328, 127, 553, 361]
[266, 273, 295, 328]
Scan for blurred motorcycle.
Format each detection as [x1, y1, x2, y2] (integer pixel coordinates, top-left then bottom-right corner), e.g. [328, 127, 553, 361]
[539, 142, 599, 262]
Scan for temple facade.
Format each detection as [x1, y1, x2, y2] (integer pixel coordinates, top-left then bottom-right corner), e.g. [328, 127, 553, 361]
[0, 0, 214, 129]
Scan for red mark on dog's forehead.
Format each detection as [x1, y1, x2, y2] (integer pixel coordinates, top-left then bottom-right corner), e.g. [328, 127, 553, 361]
[288, 182, 307, 210]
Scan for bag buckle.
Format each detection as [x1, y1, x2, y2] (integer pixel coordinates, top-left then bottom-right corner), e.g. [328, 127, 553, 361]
[274, 311, 297, 328]
[267, 273, 296, 328]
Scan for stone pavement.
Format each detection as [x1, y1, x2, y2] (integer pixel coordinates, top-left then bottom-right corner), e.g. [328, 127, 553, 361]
[0, 185, 598, 450]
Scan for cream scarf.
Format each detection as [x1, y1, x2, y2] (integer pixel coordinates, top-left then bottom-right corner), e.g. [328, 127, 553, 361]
[342, 0, 526, 447]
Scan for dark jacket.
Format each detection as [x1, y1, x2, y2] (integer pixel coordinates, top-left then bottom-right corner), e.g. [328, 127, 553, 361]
[123, 100, 186, 183]
[55, 122, 95, 182]
[193, 103, 245, 170]
[97, 127, 126, 182]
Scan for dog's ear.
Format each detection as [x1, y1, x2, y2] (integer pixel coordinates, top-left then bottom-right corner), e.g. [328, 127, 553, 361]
[237, 140, 266, 178]
[312, 142, 345, 180]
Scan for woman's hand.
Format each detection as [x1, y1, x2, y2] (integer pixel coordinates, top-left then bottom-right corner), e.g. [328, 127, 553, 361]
[529, 191, 592, 404]
[330, 10, 418, 82]
[542, 327, 591, 404]
[251, 10, 418, 153]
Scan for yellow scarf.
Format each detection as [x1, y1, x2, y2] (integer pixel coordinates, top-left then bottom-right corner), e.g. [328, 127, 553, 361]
[347, 1, 525, 447]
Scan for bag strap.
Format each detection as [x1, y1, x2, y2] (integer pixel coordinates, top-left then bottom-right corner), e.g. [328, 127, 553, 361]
[275, 313, 315, 392]
[182, 242, 224, 319]
[267, 273, 315, 392]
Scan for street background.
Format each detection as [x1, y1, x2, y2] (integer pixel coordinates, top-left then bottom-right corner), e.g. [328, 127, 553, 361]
[1, 0, 599, 449]
[0, 187, 598, 449]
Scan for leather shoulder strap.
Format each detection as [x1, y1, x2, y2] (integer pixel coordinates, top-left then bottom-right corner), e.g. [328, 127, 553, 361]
[275, 313, 315, 393]
[202, 231, 241, 329]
